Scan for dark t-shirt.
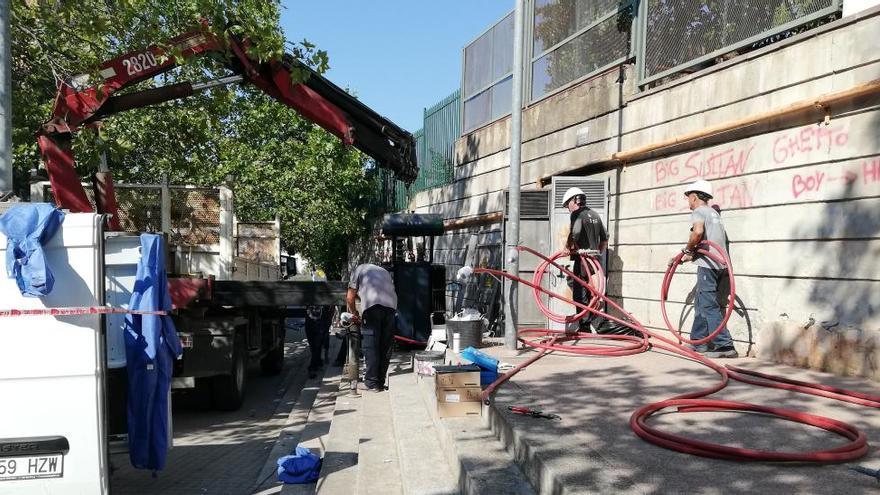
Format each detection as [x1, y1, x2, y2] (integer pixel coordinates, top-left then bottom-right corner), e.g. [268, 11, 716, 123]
[569, 206, 607, 252]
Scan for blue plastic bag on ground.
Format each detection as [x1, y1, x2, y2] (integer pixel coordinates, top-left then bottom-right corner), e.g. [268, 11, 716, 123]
[0, 203, 65, 297]
[277, 446, 322, 484]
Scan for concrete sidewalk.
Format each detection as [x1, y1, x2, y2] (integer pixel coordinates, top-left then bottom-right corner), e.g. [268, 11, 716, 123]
[477, 344, 880, 494]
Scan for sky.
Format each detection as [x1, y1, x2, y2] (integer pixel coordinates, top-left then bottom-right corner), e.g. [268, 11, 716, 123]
[280, 1, 513, 132]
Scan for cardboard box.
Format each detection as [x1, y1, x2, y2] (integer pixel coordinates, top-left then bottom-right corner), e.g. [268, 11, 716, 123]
[434, 364, 481, 388]
[436, 386, 482, 403]
[437, 401, 482, 418]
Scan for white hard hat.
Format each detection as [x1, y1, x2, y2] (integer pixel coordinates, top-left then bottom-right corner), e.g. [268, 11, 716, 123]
[561, 187, 585, 207]
[684, 179, 713, 199]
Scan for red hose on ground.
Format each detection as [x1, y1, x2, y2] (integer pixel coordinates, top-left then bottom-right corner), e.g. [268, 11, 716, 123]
[476, 245, 877, 463]
[394, 335, 427, 345]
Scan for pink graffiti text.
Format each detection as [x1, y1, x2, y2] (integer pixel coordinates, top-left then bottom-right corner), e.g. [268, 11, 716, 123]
[772, 125, 849, 165]
[652, 180, 755, 212]
[790, 159, 880, 199]
[653, 145, 754, 185]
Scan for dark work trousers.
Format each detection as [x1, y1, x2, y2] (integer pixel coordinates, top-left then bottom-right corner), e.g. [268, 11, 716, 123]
[571, 257, 595, 330]
[305, 309, 331, 371]
[361, 304, 396, 389]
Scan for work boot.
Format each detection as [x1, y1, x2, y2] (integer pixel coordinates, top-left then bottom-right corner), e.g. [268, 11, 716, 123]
[705, 346, 739, 358]
[683, 343, 709, 353]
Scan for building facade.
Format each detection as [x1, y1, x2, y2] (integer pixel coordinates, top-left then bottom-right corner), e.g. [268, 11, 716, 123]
[409, 2, 880, 372]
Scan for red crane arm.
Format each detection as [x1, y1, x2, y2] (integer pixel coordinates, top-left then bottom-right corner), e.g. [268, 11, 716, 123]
[37, 24, 417, 228]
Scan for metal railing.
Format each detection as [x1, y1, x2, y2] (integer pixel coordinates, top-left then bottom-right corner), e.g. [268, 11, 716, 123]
[370, 89, 462, 213]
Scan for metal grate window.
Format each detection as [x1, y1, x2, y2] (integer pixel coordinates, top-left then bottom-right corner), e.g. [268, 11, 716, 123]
[236, 222, 277, 263]
[553, 178, 606, 210]
[114, 186, 162, 234]
[531, 0, 634, 101]
[641, 0, 840, 85]
[169, 188, 220, 246]
[505, 190, 551, 219]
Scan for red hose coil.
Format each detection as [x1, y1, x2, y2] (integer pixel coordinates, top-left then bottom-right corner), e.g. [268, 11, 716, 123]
[476, 245, 876, 463]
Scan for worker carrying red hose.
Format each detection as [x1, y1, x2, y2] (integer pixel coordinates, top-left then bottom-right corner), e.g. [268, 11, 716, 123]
[561, 186, 608, 332]
[669, 179, 738, 358]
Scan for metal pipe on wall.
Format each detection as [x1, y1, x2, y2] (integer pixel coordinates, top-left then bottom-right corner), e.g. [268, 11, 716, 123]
[536, 78, 880, 187]
[505, 0, 526, 351]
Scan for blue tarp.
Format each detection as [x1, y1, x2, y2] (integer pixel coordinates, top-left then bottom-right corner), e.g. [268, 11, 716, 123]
[0, 203, 65, 297]
[124, 234, 182, 472]
[277, 446, 322, 484]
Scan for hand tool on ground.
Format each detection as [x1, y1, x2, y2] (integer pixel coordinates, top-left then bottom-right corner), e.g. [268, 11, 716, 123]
[848, 465, 880, 482]
[507, 406, 561, 420]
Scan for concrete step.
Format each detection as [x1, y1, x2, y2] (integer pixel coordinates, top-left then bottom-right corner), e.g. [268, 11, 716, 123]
[355, 383, 403, 495]
[314, 381, 365, 494]
[413, 357, 536, 495]
[387, 359, 458, 495]
[251, 337, 343, 495]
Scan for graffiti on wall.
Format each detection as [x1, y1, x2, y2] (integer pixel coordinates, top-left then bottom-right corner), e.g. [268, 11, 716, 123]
[791, 158, 880, 199]
[649, 123, 860, 213]
[653, 145, 754, 185]
[772, 125, 849, 165]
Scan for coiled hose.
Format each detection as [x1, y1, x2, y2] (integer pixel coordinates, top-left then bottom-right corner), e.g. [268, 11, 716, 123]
[477, 243, 879, 463]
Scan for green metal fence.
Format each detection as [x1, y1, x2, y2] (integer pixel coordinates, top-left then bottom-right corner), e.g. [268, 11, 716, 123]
[417, 90, 460, 190]
[371, 90, 461, 213]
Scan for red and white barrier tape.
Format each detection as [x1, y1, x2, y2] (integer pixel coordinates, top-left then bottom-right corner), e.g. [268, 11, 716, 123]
[0, 306, 167, 317]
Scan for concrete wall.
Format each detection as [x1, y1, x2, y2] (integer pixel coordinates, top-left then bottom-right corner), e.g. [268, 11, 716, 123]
[845, 0, 880, 17]
[410, 7, 880, 368]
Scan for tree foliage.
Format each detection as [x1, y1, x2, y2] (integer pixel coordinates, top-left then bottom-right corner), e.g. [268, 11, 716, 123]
[12, 0, 379, 277]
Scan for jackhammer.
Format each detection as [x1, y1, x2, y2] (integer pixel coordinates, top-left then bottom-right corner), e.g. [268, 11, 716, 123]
[339, 312, 361, 398]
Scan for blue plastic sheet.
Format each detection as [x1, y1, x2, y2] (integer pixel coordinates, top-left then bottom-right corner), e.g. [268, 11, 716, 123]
[0, 203, 65, 297]
[277, 446, 322, 484]
[460, 347, 499, 372]
[124, 234, 182, 472]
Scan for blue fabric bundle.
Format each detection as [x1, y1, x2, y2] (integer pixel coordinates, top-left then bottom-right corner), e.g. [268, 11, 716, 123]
[277, 446, 322, 484]
[125, 234, 182, 472]
[0, 203, 65, 297]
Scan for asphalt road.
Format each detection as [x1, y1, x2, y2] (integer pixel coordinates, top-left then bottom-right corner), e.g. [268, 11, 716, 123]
[109, 323, 312, 495]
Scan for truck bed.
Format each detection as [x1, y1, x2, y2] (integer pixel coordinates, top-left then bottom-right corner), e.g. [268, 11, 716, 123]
[210, 280, 348, 306]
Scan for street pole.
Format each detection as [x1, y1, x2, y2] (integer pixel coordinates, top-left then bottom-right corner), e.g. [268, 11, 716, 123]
[0, 0, 12, 197]
[504, 0, 525, 351]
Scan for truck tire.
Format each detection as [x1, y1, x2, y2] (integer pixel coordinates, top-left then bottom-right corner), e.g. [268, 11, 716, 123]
[212, 336, 247, 411]
[260, 338, 285, 376]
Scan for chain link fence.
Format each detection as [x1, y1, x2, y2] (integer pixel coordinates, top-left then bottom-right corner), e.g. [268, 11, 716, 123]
[639, 0, 841, 85]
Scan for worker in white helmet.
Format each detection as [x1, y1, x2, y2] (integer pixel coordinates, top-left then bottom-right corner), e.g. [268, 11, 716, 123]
[562, 186, 608, 332]
[671, 179, 738, 358]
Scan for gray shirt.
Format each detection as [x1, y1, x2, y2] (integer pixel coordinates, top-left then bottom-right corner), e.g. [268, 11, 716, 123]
[348, 264, 397, 312]
[690, 206, 728, 270]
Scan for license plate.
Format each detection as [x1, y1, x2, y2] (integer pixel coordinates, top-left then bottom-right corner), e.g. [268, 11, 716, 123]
[0, 454, 63, 481]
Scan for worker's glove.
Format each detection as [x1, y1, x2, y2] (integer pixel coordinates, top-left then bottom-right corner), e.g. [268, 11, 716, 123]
[576, 249, 600, 257]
